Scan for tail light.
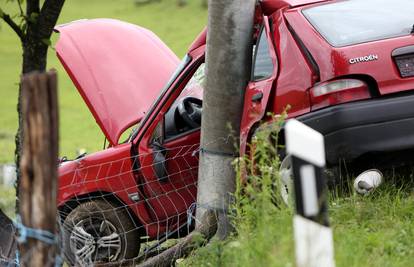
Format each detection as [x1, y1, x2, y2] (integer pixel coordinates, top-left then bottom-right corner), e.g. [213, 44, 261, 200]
[310, 79, 370, 110]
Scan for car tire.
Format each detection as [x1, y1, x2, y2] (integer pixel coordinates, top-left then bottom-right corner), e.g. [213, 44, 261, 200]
[62, 200, 140, 266]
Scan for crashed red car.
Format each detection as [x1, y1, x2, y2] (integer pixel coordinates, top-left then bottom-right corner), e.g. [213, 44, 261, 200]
[56, 0, 414, 264]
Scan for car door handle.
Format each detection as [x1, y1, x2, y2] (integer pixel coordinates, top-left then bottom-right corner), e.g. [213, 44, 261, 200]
[252, 92, 264, 102]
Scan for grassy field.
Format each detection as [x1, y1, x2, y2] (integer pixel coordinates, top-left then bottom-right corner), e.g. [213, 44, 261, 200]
[183, 126, 414, 267]
[1, 2, 414, 267]
[0, 0, 207, 163]
[183, 183, 414, 267]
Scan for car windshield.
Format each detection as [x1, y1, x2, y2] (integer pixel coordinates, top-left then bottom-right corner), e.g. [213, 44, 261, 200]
[303, 0, 414, 47]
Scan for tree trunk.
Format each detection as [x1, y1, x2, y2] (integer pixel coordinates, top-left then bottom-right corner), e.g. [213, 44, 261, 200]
[14, 0, 65, 213]
[135, 210, 217, 267]
[15, 27, 49, 210]
[0, 0, 65, 262]
[196, 0, 256, 239]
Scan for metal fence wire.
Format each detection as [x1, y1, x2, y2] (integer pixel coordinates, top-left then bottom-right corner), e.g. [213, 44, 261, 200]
[59, 142, 201, 266]
[2, 138, 235, 267]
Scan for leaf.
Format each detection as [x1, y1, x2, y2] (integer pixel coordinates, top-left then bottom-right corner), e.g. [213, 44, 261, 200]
[41, 38, 51, 47]
[0, 8, 4, 18]
[28, 12, 39, 23]
[21, 22, 27, 32]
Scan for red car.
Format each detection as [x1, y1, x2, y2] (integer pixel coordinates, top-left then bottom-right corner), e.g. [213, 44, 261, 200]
[56, 0, 414, 264]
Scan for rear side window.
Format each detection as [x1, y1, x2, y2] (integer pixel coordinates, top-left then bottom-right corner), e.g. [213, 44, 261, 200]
[303, 0, 414, 47]
[252, 27, 274, 81]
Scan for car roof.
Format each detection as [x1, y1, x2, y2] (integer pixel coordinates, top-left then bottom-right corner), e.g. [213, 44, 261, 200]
[188, 0, 333, 53]
[261, 0, 332, 14]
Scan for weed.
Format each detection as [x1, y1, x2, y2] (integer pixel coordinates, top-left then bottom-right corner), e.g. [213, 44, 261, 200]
[183, 117, 414, 267]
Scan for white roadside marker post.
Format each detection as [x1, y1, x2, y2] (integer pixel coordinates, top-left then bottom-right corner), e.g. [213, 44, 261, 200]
[285, 119, 335, 267]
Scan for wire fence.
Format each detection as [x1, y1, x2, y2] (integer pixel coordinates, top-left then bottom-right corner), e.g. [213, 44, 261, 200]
[59, 143, 201, 266]
[0, 219, 17, 267]
[0, 137, 237, 267]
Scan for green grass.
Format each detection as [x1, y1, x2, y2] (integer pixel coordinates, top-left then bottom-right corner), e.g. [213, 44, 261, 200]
[332, 186, 414, 267]
[0, 184, 15, 218]
[0, 0, 207, 163]
[183, 184, 414, 267]
[182, 123, 414, 267]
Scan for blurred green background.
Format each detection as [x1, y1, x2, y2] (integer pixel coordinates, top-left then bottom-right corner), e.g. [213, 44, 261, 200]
[0, 0, 207, 163]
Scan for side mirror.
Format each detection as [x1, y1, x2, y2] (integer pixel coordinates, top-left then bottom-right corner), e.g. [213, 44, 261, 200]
[152, 141, 168, 182]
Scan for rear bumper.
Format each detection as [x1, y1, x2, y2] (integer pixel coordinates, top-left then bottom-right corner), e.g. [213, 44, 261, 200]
[297, 93, 414, 165]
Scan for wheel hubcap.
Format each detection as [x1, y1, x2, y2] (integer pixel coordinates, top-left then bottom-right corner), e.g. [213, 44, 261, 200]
[279, 155, 293, 205]
[70, 218, 121, 265]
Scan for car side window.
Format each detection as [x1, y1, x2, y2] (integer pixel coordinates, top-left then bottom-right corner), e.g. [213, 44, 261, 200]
[164, 63, 205, 140]
[252, 26, 274, 81]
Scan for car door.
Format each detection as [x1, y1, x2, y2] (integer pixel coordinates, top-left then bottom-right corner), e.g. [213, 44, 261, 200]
[240, 16, 278, 155]
[136, 59, 205, 235]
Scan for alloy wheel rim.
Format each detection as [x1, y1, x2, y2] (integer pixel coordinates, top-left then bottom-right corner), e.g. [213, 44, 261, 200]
[279, 155, 293, 205]
[70, 217, 122, 265]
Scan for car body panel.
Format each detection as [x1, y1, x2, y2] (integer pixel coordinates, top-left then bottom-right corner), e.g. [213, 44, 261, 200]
[57, 47, 206, 239]
[58, 143, 155, 235]
[55, 19, 180, 145]
[134, 49, 205, 235]
[138, 130, 200, 233]
[270, 10, 314, 118]
[284, 7, 414, 96]
[240, 16, 279, 155]
[261, 0, 331, 14]
[188, 28, 206, 53]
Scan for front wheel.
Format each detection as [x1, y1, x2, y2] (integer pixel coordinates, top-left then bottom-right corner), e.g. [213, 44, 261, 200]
[62, 200, 140, 266]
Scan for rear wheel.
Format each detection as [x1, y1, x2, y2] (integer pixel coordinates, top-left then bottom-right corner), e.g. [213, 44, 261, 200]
[62, 200, 140, 266]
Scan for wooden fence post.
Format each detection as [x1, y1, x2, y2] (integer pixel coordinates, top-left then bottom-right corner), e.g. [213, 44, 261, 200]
[19, 71, 59, 266]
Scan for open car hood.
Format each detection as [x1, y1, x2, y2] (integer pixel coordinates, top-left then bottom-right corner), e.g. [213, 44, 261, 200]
[55, 19, 179, 145]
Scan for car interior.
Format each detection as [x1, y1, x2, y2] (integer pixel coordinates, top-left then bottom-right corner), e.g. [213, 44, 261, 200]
[164, 63, 205, 140]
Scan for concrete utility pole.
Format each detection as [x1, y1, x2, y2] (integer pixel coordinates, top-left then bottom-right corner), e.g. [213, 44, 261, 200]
[196, 0, 256, 239]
